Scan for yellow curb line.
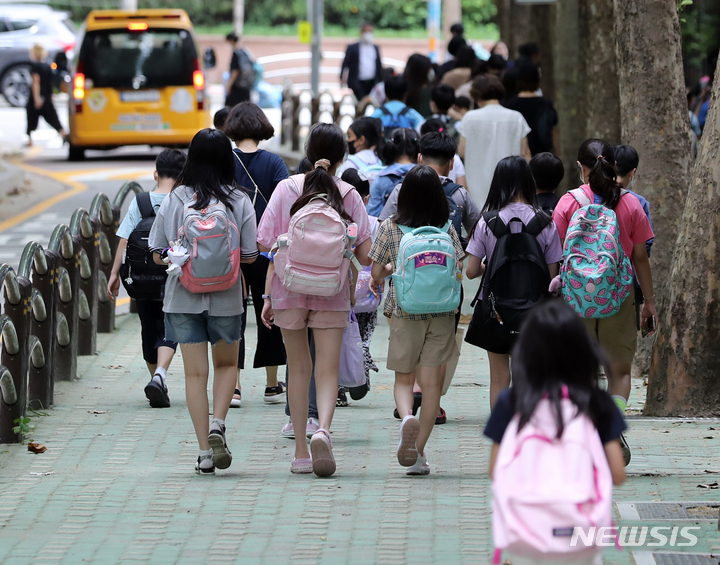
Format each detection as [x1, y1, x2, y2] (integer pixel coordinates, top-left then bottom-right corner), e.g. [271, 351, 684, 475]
[0, 160, 91, 234]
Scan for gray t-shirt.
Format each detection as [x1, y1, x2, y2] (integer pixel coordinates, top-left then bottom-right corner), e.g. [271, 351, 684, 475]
[378, 176, 482, 234]
[148, 185, 258, 316]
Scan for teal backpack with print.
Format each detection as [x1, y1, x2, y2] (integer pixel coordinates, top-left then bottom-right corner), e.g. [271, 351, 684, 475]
[561, 189, 634, 318]
[392, 222, 462, 315]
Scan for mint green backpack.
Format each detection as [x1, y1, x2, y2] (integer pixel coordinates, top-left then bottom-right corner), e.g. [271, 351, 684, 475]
[392, 222, 462, 315]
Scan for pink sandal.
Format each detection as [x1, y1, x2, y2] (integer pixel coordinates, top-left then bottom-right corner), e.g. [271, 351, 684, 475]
[291, 458, 313, 474]
[310, 429, 336, 477]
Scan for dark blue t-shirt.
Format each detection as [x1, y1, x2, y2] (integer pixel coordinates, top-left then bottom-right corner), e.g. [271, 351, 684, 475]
[483, 388, 627, 445]
[233, 148, 289, 223]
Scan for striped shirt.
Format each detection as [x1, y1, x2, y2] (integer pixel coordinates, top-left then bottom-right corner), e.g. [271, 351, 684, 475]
[460, 103, 531, 210]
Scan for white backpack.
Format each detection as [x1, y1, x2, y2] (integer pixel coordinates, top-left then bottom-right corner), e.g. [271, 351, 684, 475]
[273, 175, 361, 296]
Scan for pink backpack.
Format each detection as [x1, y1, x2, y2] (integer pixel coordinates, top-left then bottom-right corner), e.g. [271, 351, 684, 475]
[492, 388, 613, 563]
[177, 192, 241, 294]
[273, 175, 361, 296]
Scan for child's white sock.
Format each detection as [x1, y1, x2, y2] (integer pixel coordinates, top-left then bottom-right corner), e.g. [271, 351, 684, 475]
[152, 366, 167, 385]
[198, 448, 213, 470]
[210, 418, 225, 432]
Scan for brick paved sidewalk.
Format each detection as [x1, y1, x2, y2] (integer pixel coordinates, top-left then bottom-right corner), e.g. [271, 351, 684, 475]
[0, 313, 718, 564]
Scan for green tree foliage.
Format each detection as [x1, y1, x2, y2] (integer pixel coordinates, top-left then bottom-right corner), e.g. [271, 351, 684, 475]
[51, 0, 496, 31]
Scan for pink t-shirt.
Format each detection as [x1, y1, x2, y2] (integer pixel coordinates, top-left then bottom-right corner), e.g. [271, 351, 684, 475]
[552, 185, 654, 259]
[257, 174, 372, 311]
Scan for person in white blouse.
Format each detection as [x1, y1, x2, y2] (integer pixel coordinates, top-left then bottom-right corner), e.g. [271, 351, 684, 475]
[458, 74, 531, 209]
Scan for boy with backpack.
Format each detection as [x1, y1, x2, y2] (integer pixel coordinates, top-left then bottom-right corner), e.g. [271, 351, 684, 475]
[529, 152, 564, 215]
[369, 165, 464, 475]
[225, 33, 258, 107]
[370, 76, 424, 134]
[379, 131, 479, 238]
[107, 149, 186, 408]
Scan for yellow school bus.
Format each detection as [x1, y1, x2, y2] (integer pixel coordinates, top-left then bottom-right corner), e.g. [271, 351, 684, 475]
[68, 9, 212, 160]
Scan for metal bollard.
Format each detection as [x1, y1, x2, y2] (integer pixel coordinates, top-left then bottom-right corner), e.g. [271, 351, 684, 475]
[0, 264, 31, 443]
[70, 209, 99, 356]
[18, 243, 56, 410]
[49, 225, 79, 382]
[90, 193, 119, 333]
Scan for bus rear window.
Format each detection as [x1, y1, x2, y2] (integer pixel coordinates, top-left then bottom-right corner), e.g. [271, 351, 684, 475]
[79, 29, 196, 89]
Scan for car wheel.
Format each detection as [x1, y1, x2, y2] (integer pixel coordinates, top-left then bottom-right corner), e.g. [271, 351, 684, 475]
[1, 65, 32, 107]
[68, 144, 85, 161]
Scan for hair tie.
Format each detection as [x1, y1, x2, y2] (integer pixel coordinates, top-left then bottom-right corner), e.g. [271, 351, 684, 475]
[314, 159, 331, 171]
[597, 155, 605, 161]
[439, 127, 444, 132]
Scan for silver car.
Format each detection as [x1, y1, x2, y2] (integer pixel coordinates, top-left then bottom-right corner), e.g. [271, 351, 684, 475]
[0, 4, 76, 107]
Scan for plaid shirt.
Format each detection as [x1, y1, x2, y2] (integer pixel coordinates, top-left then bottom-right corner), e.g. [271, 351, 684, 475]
[368, 218, 465, 320]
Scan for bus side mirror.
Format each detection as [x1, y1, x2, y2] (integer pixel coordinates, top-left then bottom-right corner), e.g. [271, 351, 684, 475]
[204, 48, 216, 70]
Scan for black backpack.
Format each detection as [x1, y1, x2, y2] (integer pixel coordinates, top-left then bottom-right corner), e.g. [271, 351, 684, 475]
[119, 192, 167, 301]
[233, 48, 256, 89]
[468, 211, 551, 344]
[443, 180, 464, 246]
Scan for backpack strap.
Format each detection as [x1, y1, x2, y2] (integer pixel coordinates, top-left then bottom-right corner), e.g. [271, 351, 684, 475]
[136, 192, 155, 219]
[398, 106, 411, 117]
[524, 211, 552, 237]
[379, 106, 391, 116]
[482, 211, 510, 239]
[233, 150, 267, 207]
[442, 180, 463, 198]
[569, 188, 592, 207]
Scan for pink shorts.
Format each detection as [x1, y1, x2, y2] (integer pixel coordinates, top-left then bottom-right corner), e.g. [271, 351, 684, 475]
[274, 308, 349, 331]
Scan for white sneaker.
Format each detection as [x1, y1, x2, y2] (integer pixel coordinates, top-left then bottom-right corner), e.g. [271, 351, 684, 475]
[406, 452, 430, 476]
[397, 415, 420, 467]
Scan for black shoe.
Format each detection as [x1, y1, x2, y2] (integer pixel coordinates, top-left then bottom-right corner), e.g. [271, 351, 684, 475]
[336, 388, 349, 407]
[349, 376, 370, 401]
[208, 424, 232, 470]
[393, 392, 422, 419]
[144, 379, 170, 408]
[435, 407, 447, 425]
[264, 382, 286, 404]
[195, 454, 215, 475]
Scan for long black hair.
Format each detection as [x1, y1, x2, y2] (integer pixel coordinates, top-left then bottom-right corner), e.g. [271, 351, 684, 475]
[482, 155, 538, 213]
[174, 128, 237, 211]
[290, 122, 352, 221]
[381, 128, 420, 166]
[394, 165, 449, 228]
[403, 53, 432, 111]
[577, 138, 622, 209]
[510, 300, 616, 439]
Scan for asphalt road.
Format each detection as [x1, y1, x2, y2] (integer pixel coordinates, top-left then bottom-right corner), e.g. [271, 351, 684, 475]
[0, 86, 278, 311]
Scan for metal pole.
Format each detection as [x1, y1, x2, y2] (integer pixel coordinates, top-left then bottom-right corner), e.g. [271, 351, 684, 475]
[234, 0, 245, 37]
[442, 0, 462, 61]
[309, 0, 323, 96]
[121, 0, 137, 11]
[427, 0, 442, 63]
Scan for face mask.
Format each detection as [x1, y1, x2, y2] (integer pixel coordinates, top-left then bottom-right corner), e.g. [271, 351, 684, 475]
[578, 166, 586, 185]
[347, 140, 357, 155]
[427, 69, 436, 83]
[362, 32, 374, 44]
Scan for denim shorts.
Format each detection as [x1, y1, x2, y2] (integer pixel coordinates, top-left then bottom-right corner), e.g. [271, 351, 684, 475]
[165, 311, 243, 345]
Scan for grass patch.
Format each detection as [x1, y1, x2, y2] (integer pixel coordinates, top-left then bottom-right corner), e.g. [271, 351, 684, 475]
[195, 22, 499, 42]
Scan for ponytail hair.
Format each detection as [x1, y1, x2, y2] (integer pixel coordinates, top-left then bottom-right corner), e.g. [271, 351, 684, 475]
[291, 122, 352, 221]
[577, 138, 622, 209]
[381, 127, 420, 166]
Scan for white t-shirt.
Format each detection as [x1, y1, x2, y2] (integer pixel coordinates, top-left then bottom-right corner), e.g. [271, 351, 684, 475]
[358, 43, 377, 81]
[460, 103, 531, 209]
[448, 154, 466, 184]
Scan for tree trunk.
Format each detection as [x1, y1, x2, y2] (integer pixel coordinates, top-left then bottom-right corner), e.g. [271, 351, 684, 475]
[493, 0, 531, 59]
[554, 0, 583, 193]
[613, 0, 692, 388]
[530, 4, 556, 103]
[646, 62, 720, 417]
[579, 0, 621, 142]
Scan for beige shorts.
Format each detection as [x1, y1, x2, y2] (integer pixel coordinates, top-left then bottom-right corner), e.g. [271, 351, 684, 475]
[274, 308, 348, 331]
[387, 315, 458, 373]
[582, 291, 637, 365]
